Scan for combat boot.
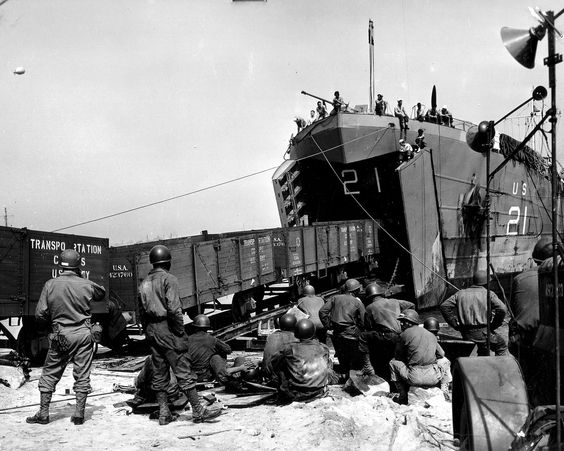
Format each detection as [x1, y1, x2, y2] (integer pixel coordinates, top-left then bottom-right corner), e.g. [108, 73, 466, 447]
[156, 391, 174, 425]
[26, 391, 52, 424]
[393, 381, 408, 405]
[186, 388, 221, 423]
[70, 392, 88, 425]
[125, 392, 146, 409]
[361, 353, 376, 377]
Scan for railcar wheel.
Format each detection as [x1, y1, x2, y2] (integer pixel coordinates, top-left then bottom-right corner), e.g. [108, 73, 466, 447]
[17, 321, 49, 366]
[452, 356, 529, 451]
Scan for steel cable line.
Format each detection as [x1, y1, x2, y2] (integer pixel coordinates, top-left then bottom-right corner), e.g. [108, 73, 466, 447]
[52, 126, 390, 233]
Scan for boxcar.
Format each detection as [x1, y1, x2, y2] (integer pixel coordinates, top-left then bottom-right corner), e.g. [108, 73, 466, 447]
[0, 226, 109, 357]
[109, 219, 380, 318]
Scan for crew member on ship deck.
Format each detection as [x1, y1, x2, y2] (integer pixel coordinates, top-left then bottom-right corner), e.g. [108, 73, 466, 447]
[316, 101, 328, 120]
[375, 93, 389, 116]
[331, 91, 346, 115]
[394, 99, 409, 137]
[439, 106, 453, 127]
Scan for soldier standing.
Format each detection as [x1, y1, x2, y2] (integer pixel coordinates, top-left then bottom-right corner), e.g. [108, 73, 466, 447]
[440, 269, 508, 356]
[27, 249, 105, 425]
[319, 278, 365, 377]
[138, 244, 221, 425]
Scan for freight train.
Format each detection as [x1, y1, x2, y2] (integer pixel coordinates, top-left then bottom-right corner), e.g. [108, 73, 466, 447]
[0, 219, 380, 361]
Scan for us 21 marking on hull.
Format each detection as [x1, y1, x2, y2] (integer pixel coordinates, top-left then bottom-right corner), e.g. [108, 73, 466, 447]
[506, 206, 528, 236]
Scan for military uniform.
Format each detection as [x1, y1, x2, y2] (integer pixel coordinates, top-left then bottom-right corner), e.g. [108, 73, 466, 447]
[389, 325, 449, 403]
[262, 329, 299, 381]
[26, 267, 106, 425]
[187, 330, 232, 383]
[363, 297, 415, 381]
[36, 271, 105, 394]
[440, 285, 508, 356]
[138, 267, 197, 394]
[296, 294, 327, 343]
[271, 338, 332, 403]
[319, 293, 365, 375]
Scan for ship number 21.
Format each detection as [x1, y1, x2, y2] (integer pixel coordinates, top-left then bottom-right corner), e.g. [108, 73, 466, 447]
[507, 206, 528, 236]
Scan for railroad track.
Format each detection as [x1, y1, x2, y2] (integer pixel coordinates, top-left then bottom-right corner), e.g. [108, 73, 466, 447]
[212, 287, 339, 342]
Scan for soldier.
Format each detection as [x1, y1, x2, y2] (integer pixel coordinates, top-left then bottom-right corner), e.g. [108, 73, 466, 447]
[262, 313, 299, 382]
[26, 249, 106, 425]
[510, 237, 554, 404]
[362, 283, 415, 382]
[440, 269, 508, 356]
[128, 313, 250, 408]
[510, 238, 553, 353]
[423, 316, 452, 400]
[295, 285, 327, 343]
[389, 310, 450, 405]
[187, 314, 250, 389]
[271, 319, 332, 403]
[138, 244, 220, 425]
[319, 278, 365, 377]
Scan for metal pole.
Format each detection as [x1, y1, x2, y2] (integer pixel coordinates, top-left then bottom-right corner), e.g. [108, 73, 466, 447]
[486, 142, 491, 354]
[546, 10, 561, 445]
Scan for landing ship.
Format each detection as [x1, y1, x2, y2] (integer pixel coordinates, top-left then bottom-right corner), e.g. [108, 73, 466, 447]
[273, 106, 559, 308]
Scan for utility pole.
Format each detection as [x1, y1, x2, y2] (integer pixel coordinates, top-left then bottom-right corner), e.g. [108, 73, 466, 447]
[4, 207, 7, 227]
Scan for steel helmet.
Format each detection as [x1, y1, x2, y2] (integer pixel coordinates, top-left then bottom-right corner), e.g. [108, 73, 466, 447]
[303, 285, 315, 296]
[149, 245, 171, 265]
[398, 309, 420, 325]
[345, 278, 362, 294]
[294, 318, 316, 340]
[472, 269, 489, 286]
[59, 249, 81, 269]
[423, 316, 440, 333]
[279, 313, 297, 331]
[242, 367, 261, 382]
[365, 282, 386, 299]
[532, 237, 554, 263]
[192, 314, 211, 329]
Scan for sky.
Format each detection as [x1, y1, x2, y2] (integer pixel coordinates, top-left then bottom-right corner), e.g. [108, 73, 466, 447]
[0, 0, 563, 245]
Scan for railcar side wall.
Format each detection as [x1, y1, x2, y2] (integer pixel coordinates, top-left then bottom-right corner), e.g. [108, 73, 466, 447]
[109, 220, 380, 314]
[0, 226, 109, 317]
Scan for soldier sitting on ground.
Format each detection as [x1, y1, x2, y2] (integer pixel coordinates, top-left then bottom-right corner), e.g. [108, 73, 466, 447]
[126, 356, 187, 411]
[187, 314, 253, 391]
[422, 316, 452, 401]
[389, 310, 451, 405]
[271, 319, 333, 404]
[261, 313, 299, 384]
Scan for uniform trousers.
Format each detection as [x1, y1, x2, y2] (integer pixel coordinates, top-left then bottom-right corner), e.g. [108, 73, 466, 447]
[38, 327, 94, 393]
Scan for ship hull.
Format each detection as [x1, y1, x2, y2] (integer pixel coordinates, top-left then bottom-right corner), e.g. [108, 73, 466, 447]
[274, 112, 558, 308]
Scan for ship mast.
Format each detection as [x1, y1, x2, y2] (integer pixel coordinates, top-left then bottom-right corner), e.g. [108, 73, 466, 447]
[368, 19, 374, 113]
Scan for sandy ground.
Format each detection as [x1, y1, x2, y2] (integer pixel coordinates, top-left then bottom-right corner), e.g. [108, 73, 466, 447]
[0, 348, 457, 451]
